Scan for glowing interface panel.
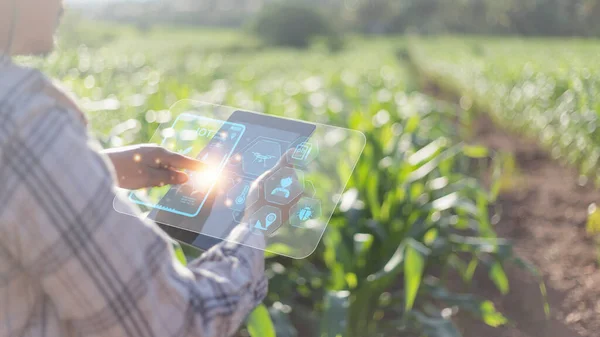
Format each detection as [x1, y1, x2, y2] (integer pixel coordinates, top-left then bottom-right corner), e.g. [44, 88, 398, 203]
[114, 100, 365, 259]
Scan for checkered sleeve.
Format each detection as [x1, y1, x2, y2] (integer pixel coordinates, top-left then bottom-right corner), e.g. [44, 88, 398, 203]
[3, 89, 268, 337]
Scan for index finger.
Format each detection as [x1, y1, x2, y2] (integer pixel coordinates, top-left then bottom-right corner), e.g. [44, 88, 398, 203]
[163, 151, 205, 171]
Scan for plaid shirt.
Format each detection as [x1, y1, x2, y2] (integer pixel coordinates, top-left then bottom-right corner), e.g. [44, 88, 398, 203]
[0, 54, 267, 337]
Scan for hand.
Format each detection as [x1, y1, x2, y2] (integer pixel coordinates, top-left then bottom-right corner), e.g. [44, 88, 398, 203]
[242, 150, 299, 236]
[103, 144, 203, 190]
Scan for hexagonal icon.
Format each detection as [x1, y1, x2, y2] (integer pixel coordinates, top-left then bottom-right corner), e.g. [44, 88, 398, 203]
[242, 139, 282, 177]
[264, 167, 305, 205]
[225, 179, 259, 211]
[289, 197, 322, 228]
[285, 137, 319, 167]
[232, 210, 244, 223]
[247, 205, 283, 237]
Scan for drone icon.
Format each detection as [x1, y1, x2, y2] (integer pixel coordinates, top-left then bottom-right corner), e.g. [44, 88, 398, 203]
[252, 152, 276, 167]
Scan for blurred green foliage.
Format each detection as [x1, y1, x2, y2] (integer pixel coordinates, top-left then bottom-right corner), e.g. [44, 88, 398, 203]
[26, 22, 528, 336]
[410, 37, 600, 182]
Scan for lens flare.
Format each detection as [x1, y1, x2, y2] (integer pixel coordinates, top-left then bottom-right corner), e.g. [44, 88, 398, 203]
[193, 166, 225, 190]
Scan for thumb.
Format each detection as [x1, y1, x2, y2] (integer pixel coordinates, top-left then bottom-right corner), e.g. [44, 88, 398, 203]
[273, 149, 294, 172]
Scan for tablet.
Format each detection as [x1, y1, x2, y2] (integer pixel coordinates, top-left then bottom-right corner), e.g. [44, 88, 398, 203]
[155, 110, 316, 251]
[115, 100, 366, 258]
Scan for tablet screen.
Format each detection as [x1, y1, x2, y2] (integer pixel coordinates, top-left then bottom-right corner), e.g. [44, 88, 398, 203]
[151, 111, 315, 240]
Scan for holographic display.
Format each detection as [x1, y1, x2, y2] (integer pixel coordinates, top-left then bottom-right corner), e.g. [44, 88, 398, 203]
[114, 100, 365, 259]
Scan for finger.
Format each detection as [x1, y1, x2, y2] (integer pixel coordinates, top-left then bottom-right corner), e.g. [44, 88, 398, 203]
[161, 150, 204, 171]
[251, 149, 297, 198]
[146, 167, 189, 187]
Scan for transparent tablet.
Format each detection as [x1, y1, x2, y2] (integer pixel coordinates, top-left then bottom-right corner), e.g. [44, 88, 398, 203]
[114, 100, 365, 259]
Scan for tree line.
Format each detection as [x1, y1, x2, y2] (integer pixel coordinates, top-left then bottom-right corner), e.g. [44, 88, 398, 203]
[352, 0, 600, 36]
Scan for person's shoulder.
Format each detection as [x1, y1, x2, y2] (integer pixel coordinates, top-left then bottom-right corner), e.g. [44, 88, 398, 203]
[0, 64, 86, 145]
[0, 63, 49, 108]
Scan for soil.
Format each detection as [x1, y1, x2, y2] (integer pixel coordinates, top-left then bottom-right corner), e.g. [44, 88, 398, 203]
[454, 115, 600, 337]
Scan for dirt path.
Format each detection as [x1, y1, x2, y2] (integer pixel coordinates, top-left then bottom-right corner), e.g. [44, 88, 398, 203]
[455, 115, 600, 337]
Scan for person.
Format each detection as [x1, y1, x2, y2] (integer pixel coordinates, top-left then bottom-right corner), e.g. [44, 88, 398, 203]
[0, 0, 268, 336]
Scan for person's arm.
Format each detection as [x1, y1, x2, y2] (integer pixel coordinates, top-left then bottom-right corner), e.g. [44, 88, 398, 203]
[2, 95, 267, 337]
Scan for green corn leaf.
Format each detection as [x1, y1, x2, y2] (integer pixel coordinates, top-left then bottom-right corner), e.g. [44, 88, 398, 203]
[449, 235, 512, 255]
[247, 304, 276, 337]
[480, 301, 508, 327]
[463, 144, 489, 158]
[408, 138, 445, 166]
[173, 243, 187, 265]
[367, 242, 406, 285]
[404, 240, 428, 311]
[405, 114, 420, 134]
[465, 257, 478, 283]
[406, 145, 462, 183]
[489, 262, 509, 295]
[366, 171, 381, 217]
[476, 192, 494, 237]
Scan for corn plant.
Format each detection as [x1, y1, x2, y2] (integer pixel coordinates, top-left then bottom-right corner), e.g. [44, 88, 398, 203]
[266, 92, 519, 337]
[409, 37, 600, 183]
